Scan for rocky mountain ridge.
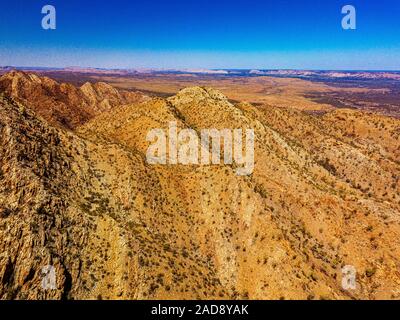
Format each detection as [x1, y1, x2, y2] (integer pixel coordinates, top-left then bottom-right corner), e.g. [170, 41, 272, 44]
[0, 71, 147, 129]
[0, 72, 399, 300]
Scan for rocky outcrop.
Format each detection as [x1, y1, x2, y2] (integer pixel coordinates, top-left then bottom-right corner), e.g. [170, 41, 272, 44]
[0, 71, 147, 130]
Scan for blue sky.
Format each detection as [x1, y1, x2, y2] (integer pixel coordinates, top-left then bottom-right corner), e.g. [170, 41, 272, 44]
[1, 0, 400, 69]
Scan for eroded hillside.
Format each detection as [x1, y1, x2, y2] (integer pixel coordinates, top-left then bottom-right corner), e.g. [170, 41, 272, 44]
[0, 71, 148, 130]
[0, 73, 400, 300]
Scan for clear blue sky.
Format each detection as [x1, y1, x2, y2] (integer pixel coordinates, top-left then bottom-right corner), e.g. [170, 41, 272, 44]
[1, 0, 400, 69]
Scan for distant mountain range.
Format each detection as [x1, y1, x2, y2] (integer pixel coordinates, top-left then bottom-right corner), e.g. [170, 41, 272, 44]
[2, 66, 400, 81]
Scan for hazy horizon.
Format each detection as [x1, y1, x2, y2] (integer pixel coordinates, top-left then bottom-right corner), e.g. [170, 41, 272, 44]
[2, 64, 400, 72]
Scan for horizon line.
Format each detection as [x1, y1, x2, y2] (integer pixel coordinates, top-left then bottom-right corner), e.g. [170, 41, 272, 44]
[2, 66, 400, 73]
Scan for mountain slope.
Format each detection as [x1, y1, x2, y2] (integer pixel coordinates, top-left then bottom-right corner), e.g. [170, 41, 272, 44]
[80, 87, 400, 299]
[0, 82, 400, 300]
[0, 71, 147, 130]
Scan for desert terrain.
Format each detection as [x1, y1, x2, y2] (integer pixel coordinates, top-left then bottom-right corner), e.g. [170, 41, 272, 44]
[24, 68, 400, 118]
[0, 69, 399, 300]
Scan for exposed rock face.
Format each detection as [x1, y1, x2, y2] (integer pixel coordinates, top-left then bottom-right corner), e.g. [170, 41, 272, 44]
[0, 80, 399, 300]
[0, 71, 147, 130]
